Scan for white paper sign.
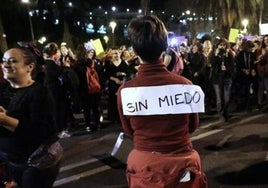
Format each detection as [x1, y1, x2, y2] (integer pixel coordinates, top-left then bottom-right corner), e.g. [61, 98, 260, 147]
[121, 84, 204, 115]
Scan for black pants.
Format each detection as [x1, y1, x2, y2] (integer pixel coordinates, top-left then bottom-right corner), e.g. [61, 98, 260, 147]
[81, 93, 101, 126]
[6, 162, 60, 188]
[108, 93, 120, 122]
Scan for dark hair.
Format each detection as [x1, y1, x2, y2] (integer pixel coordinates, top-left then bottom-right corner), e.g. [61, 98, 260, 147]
[87, 49, 97, 59]
[16, 42, 44, 65]
[216, 38, 229, 48]
[14, 45, 45, 82]
[261, 34, 268, 48]
[127, 15, 168, 63]
[43, 42, 58, 57]
[253, 39, 261, 47]
[76, 44, 87, 63]
[242, 40, 254, 51]
[192, 41, 203, 53]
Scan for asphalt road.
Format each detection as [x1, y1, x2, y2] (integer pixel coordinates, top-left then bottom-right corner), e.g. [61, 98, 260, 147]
[54, 110, 268, 188]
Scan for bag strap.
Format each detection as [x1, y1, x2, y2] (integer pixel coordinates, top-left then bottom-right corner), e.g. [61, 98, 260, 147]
[91, 59, 96, 69]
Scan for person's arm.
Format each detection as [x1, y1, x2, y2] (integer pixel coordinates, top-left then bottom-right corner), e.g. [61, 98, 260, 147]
[0, 106, 18, 132]
[110, 76, 122, 84]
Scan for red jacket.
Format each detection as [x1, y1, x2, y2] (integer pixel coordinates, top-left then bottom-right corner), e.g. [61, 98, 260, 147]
[117, 60, 199, 153]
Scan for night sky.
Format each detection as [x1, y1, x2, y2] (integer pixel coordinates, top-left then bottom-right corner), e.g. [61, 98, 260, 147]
[0, 0, 180, 47]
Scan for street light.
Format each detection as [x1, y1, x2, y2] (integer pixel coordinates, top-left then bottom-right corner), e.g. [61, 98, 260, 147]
[241, 18, 249, 34]
[103, 35, 109, 44]
[21, 0, 35, 43]
[185, 10, 191, 15]
[109, 21, 117, 47]
[38, 36, 46, 44]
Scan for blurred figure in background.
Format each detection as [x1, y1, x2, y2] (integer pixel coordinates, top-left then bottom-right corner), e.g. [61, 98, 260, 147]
[163, 32, 184, 75]
[121, 49, 139, 80]
[235, 40, 257, 111]
[74, 45, 101, 131]
[188, 42, 206, 91]
[179, 43, 191, 79]
[256, 35, 268, 110]
[104, 49, 128, 123]
[59, 42, 76, 66]
[211, 38, 234, 122]
[202, 40, 215, 111]
[43, 42, 70, 138]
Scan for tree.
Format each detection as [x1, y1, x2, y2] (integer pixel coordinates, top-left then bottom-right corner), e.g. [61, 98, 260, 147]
[0, 13, 8, 53]
[141, 0, 150, 15]
[191, 0, 262, 38]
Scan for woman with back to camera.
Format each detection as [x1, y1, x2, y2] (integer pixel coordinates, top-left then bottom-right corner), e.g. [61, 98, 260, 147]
[117, 15, 207, 188]
[0, 45, 61, 188]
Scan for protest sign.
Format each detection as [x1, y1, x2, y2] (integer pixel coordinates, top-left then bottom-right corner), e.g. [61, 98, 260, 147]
[121, 84, 205, 115]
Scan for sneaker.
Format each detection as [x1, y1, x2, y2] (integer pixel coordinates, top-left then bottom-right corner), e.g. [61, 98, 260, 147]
[86, 126, 91, 132]
[63, 131, 71, 138]
[100, 115, 104, 123]
[85, 126, 98, 132]
[58, 130, 71, 138]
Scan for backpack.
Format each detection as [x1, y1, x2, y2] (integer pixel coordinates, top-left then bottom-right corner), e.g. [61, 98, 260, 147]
[86, 62, 101, 94]
[170, 48, 184, 75]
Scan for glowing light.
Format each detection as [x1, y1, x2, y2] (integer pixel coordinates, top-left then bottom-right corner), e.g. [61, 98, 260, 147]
[109, 21, 117, 33]
[38, 36, 46, 44]
[242, 19, 249, 28]
[103, 36, 109, 44]
[112, 6, 116, 11]
[170, 38, 178, 46]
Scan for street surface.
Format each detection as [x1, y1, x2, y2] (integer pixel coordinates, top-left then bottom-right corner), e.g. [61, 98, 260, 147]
[54, 110, 268, 188]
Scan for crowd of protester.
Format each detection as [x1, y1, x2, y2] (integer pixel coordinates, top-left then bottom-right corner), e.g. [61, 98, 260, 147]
[169, 35, 268, 122]
[1, 34, 267, 139]
[40, 43, 140, 138]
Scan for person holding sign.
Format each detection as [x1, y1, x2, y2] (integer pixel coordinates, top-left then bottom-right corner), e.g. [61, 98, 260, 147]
[117, 15, 207, 188]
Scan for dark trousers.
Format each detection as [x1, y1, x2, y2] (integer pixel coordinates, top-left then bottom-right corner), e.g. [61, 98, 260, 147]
[6, 162, 60, 188]
[108, 93, 120, 122]
[81, 93, 101, 126]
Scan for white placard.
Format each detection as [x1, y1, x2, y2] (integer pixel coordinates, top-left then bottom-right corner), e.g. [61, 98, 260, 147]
[121, 84, 204, 115]
[260, 23, 268, 35]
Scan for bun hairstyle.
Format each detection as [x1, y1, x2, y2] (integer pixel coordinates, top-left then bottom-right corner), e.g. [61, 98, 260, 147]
[43, 42, 58, 57]
[17, 42, 45, 65]
[16, 42, 45, 83]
